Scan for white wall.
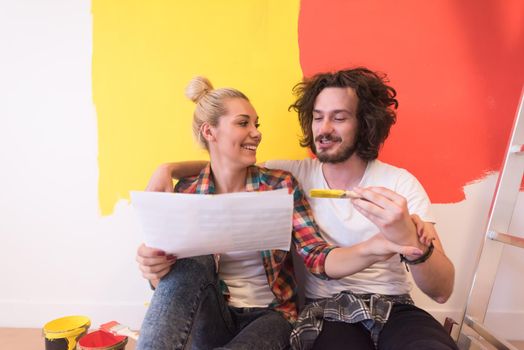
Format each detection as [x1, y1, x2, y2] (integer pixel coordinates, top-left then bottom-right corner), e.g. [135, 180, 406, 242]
[411, 175, 524, 340]
[0, 0, 150, 330]
[0, 0, 523, 340]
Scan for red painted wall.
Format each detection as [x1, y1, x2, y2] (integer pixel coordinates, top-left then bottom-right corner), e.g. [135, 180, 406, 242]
[298, 0, 524, 202]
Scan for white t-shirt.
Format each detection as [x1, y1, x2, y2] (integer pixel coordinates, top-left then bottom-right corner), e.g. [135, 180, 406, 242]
[265, 158, 434, 298]
[219, 250, 274, 308]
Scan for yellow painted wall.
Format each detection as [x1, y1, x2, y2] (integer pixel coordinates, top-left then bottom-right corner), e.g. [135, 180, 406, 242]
[92, 1, 306, 215]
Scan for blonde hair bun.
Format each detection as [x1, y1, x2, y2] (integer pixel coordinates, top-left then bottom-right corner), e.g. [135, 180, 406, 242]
[185, 76, 214, 103]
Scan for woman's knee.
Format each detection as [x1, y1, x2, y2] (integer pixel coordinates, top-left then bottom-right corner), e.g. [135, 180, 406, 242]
[217, 311, 291, 350]
[157, 254, 217, 293]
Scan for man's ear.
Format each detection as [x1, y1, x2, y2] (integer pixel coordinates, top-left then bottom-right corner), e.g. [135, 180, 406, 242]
[200, 122, 215, 143]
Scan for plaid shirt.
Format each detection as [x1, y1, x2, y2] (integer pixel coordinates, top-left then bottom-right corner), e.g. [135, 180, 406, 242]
[290, 292, 414, 349]
[175, 164, 336, 321]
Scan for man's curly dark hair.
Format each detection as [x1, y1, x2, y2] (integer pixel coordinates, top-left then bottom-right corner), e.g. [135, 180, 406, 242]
[289, 67, 398, 161]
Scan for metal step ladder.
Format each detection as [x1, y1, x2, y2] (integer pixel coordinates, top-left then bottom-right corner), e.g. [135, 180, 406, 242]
[457, 89, 524, 350]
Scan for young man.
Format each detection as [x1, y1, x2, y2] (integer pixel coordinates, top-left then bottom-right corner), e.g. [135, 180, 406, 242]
[273, 68, 456, 350]
[146, 67, 457, 349]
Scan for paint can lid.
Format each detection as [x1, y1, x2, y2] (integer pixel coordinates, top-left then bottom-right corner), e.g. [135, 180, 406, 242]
[43, 315, 91, 339]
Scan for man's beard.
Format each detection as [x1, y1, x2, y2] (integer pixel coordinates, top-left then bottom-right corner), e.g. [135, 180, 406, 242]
[313, 134, 357, 164]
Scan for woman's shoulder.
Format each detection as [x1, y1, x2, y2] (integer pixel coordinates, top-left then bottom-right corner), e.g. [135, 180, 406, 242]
[255, 165, 299, 190]
[174, 175, 200, 193]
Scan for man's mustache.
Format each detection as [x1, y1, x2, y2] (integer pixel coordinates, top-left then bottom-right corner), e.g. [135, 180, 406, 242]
[315, 134, 342, 143]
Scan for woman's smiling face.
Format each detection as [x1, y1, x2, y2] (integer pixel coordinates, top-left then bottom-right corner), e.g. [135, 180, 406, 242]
[207, 97, 262, 170]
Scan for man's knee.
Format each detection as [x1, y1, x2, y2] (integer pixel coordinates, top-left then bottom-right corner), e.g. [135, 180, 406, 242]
[379, 332, 457, 350]
[395, 338, 457, 350]
[379, 304, 457, 350]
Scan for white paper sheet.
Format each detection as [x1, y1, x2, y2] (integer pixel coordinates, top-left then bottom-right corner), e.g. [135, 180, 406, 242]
[130, 189, 293, 258]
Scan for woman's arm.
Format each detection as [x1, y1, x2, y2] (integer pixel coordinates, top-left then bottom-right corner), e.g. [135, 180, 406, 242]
[324, 233, 424, 278]
[136, 243, 177, 288]
[146, 161, 208, 192]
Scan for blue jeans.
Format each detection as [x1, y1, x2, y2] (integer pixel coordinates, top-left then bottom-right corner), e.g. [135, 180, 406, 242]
[137, 255, 292, 350]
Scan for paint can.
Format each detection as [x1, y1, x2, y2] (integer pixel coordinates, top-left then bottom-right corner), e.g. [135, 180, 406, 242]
[43, 315, 90, 350]
[77, 330, 128, 350]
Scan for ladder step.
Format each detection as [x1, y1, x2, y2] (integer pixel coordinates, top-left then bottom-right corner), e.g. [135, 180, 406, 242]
[488, 230, 524, 249]
[463, 315, 519, 350]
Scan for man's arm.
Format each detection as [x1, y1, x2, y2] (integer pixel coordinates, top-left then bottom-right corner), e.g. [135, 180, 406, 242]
[352, 186, 455, 303]
[406, 223, 455, 303]
[289, 178, 424, 280]
[146, 161, 208, 192]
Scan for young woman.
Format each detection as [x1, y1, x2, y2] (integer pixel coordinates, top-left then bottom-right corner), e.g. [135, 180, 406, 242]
[135, 77, 425, 350]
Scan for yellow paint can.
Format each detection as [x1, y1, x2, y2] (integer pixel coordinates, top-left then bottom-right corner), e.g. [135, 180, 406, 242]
[43, 315, 91, 350]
